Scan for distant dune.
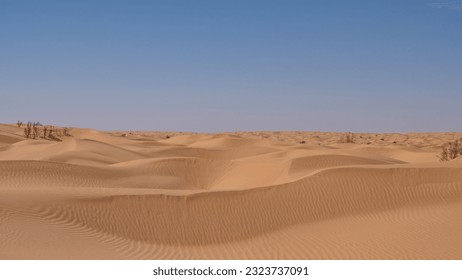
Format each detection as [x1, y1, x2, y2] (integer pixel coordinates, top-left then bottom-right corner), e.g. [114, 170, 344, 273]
[1, 123, 462, 259]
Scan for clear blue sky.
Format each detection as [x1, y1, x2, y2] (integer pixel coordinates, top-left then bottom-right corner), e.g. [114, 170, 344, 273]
[1, 0, 461, 132]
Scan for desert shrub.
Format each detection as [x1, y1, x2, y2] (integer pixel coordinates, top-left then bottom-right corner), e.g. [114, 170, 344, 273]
[49, 126, 63, 141]
[340, 132, 355, 143]
[48, 126, 55, 139]
[22, 121, 70, 141]
[22, 121, 39, 139]
[438, 138, 462, 161]
[24, 122, 32, 138]
[32, 123, 39, 139]
[17, 120, 23, 128]
[63, 128, 71, 136]
[48, 126, 54, 138]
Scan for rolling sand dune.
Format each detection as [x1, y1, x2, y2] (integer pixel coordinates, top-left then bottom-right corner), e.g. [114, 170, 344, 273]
[1, 123, 462, 259]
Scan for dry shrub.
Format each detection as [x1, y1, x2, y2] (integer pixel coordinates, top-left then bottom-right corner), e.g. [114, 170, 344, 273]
[43, 126, 48, 138]
[24, 122, 32, 138]
[63, 128, 71, 136]
[48, 126, 61, 141]
[340, 132, 355, 143]
[438, 138, 462, 161]
[32, 123, 39, 139]
[22, 121, 70, 141]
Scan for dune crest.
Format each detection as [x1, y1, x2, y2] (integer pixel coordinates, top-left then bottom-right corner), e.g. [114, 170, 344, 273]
[1, 124, 462, 259]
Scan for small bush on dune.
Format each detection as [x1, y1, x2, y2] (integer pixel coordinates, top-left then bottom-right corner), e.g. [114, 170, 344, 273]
[22, 121, 71, 141]
[17, 120, 23, 128]
[32, 123, 39, 139]
[63, 128, 71, 136]
[340, 132, 355, 143]
[438, 138, 462, 161]
[48, 126, 62, 142]
[48, 126, 54, 138]
[24, 122, 32, 138]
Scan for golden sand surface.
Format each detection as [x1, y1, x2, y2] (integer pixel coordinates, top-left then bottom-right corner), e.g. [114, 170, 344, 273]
[1, 123, 461, 259]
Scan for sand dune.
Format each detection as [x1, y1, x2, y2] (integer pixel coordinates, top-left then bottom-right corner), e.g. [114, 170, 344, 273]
[1, 124, 462, 259]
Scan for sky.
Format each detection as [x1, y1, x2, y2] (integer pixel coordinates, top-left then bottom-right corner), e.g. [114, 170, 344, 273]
[1, 0, 461, 132]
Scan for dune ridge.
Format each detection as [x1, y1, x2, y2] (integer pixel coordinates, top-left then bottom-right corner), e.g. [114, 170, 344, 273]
[1, 123, 462, 259]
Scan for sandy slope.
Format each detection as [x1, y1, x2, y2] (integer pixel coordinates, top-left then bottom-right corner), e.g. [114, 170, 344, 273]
[1, 123, 462, 259]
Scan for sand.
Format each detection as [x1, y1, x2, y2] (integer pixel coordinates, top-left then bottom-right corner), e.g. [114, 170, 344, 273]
[1, 123, 461, 259]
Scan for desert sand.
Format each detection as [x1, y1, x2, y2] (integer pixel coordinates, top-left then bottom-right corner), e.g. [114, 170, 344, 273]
[1, 123, 462, 259]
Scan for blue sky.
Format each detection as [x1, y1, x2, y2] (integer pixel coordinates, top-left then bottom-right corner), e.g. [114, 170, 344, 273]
[1, 0, 461, 132]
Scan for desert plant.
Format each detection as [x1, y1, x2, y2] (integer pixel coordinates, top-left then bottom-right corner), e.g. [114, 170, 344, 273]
[17, 120, 23, 128]
[32, 123, 39, 139]
[48, 126, 54, 138]
[48, 126, 62, 142]
[22, 121, 69, 141]
[48, 126, 55, 139]
[340, 132, 355, 143]
[24, 122, 32, 138]
[438, 138, 462, 161]
[63, 128, 71, 136]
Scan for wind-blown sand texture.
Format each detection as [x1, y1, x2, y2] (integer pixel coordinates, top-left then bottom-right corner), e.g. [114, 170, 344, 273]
[1, 123, 462, 259]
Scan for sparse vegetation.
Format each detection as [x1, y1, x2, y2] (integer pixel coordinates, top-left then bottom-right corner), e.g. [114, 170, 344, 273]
[63, 128, 71, 136]
[48, 126, 60, 141]
[340, 132, 355, 143]
[22, 121, 71, 141]
[438, 138, 462, 161]
[17, 120, 23, 128]
[24, 122, 32, 138]
[32, 123, 39, 139]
